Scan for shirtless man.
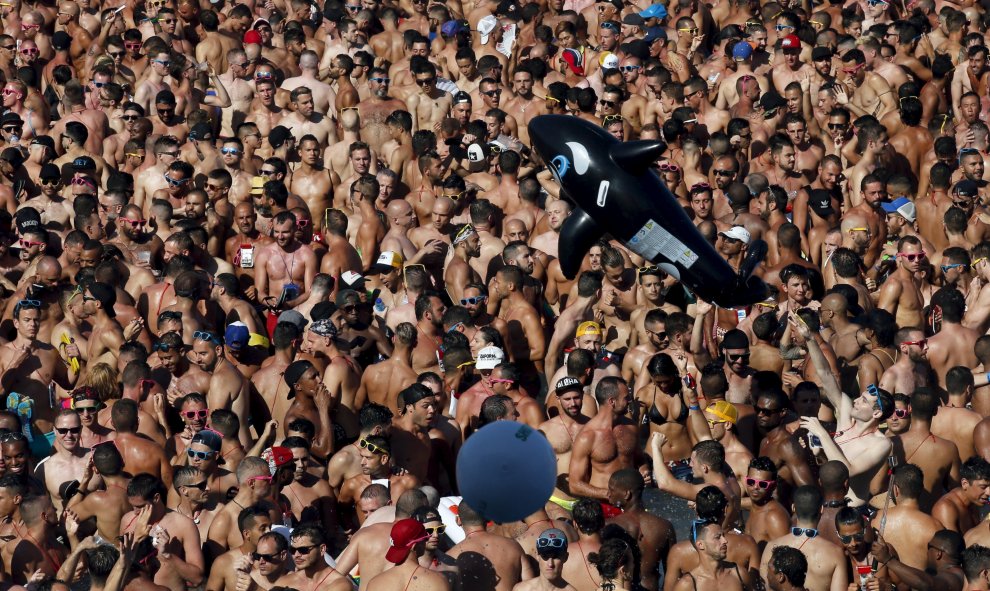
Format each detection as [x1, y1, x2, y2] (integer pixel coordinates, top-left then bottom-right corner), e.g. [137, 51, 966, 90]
[290, 136, 338, 231]
[539, 377, 591, 508]
[835, 49, 897, 120]
[358, 68, 408, 155]
[761, 485, 848, 591]
[276, 524, 351, 591]
[255, 211, 318, 310]
[933, 457, 990, 533]
[672, 520, 745, 591]
[279, 438, 337, 529]
[36, 410, 91, 513]
[355, 322, 417, 412]
[444, 224, 482, 304]
[110, 399, 172, 488]
[606, 469, 675, 591]
[204, 457, 274, 559]
[880, 327, 929, 395]
[569, 377, 648, 501]
[188, 332, 250, 445]
[205, 506, 272, 591]
[743, 457, 791, 551]
[282, 88, 337, 146]
[491, 265, 546, 381]
[448, 499, 533, 591]
[338, 435, 420, 521]
[531, 199, 570, 259]
[877, 236, 926, 328]
[64, 441, 131, 543]
[874, 464, 945, 570]
[406, 62, 452, 132]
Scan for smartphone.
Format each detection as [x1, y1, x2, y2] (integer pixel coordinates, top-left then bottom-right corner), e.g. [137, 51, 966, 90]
[683, 374, 696, 389]
[240, 244, 254, 268]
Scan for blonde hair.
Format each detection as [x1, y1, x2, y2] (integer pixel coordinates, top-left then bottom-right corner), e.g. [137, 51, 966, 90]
[86, 363, 120, 402]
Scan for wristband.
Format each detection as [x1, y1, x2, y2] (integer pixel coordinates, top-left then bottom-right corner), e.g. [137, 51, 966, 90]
[688, 405, 700, 411]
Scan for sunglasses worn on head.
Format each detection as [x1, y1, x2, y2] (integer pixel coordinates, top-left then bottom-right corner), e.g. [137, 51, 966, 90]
[194, 330, 221, 344]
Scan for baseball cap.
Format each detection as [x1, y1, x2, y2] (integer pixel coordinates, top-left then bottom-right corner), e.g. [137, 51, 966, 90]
[881, 196, 916, 223]
[269, 126, 293, 149]
[252, 18, 271, 30]
[283, 359, 314, 399]
[644, 26, 667, 45]
[191, 429, 222, 452]
[189, 122, 214, 142]
[732, 41, 753, 60]
[15, 207, 41, 234]
[560, 48, 584, 76]
[52, 31, 71, 51]
[812, 46, 833, 61]
[224, 322, 250, 351]
[72, 156, 96, 171]
[386, 519, 430, 564]
[30, 136, 55, 152]
[477, 346, 505, 370]
[467, 143, 487, 163]
[759, 92, 788, 113]
[575, 321, 602, 338]
[40, 163, 60, 180]
[536, 528, 568, 556]
[622, 13, 644, 26]
[370, 251, 403, 274]
[780, 34, 801, 50]
[555, 376, 583, 394]
[442, 20, 467, 37]
[478, 15, 498, 44]
[1, 112, 22, 127]
[639, 4, 667, 19]
[721, 328, 750, 349]
[250, 176, 266, 194]
[718, 226, 751, 245]
[340, 271, 366, 290]
[278, 309, 308, 331]
[808, 189, 835, 217]
[243, 29, 262, 45]
[453, 91, 472, 105]
[955, 179, 979, 198]
[262, 446, 294, 475]
[155, 90, 176, 105]
[600, 52, 620, 69]
[705, 400, 738, 425]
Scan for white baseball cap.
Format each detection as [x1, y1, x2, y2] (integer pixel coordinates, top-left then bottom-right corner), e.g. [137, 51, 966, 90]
[476, 346, 505, 370]
[718, 226, 751, 245]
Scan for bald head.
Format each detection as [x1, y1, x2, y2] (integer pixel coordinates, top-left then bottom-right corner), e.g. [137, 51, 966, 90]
[840, 214, 868, 233]
[821, 293, 848, 315]
[36, 256, 62, 280]
[59, 1, 80, 16]
[234, 202, 255, 216]
[505, 218, 526, 235]
[386, 199, 412, 218]
[433, 196, 455, 215]
[341, 108, 360, 131]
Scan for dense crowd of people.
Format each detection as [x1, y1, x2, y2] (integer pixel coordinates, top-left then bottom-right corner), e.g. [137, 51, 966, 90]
[3, 0, 990, 589]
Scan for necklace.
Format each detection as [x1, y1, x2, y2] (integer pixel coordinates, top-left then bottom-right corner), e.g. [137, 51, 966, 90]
[177, 505, 202, 524]
[834, 427, 878, 446]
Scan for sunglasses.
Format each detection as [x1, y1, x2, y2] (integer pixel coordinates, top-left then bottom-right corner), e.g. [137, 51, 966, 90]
[774, 24, 794, 31]
[620, 65, 641, 72]
[40, 178, 60, 187]
[727, 352, 750, 362]
[897, 251, 926, 262]
[182, 480, 209, 490]
[296, 219, 310, 228]
[483, 89, 501, 97]
[370, 77, 390, 83]
[18, 239, 44, 248]
[537, 536, 566, 549]
[193, 330, 221, 345]
[791, 527, 818, 538]
[745, 477, 775, 489]
[153, 342, 182, 352]
[121, 217, 146, 227]
[290, 544, 316, 555]
[425, 525, 446, 535]
[754, 405, 780, 415]
[599, 99, 617, 107]
[109, 51, 125, 58]
[892, 408, 910, 418]
[901, 338, 927, 347]
[256, 72, 273, 80]
[20, 48, 39, 55]
[460, 296, 486, 305]
[1, 89, 19, 96]
[252, 552, 281, 563]
[658, 162, 680, 172]
[221, 148, 241, 155]
[187, 449, 217, 460]
[122, 115, 139, 121]
[359, 438, 385, 454]
[55, 426, 82, 435]
[246, 474, 273, 483]
[838, 531, 867, 544]
[182, 409, 209, 420]
[164, 175, 189, 187]
[416, 77, 436, 86]
[603, 114, 624, 125]
[75, 404, 101, 414]
[125, 42, 142, 50]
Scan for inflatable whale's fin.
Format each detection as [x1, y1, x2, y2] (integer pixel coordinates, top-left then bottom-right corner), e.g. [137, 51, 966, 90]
[609, 141, 667, 174]
[558, 209, 605, 279]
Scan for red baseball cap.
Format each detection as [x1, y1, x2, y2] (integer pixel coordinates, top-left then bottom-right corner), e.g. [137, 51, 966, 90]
[262, 446, 294, 475]
[780, 34, 800, 49]
[385, 519, 429, 564]
[244, 30, 263, 45]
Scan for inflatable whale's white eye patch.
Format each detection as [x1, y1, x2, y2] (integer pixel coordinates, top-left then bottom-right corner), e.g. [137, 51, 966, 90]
[550, 155, 570, 184]
[565, 142, 590, 175]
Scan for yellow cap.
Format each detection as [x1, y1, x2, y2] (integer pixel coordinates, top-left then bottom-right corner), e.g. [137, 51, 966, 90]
[705, 400, 738, 425]
[250, 176, 266, 194]
[575, 321, 602, 338]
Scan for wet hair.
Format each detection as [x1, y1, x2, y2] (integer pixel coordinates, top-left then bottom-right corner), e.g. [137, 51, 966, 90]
[961, 456, 990, 484]
[792, 485, 823, 521]
[695, 486, 728, 522]
[572, 498, 605, 534]
[893, 463, 924, 500]
[770, 546, 808, 587]
[588, 538, 634, 586]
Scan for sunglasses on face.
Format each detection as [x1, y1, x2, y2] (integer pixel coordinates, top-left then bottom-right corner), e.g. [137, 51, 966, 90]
[182, 409, 209, 420]
[19, 239, 44, 248]
[20, 48, 39, 55]
[187, 449, 216, 460]
[713, 169, 735, 177]
[152, 59, 170, 66]
[221, 148, 241, 155]
[296, 219, 310, 228]
[745, 477, 775, 489]
[727, 352, 750, 362]
[827, 123, 847, 130]
[460, 296, 486, 306]
[125, 42, 142, 50]
[658, 162, 680, 172]
[1, 89, 18, 96]
[164, 175, 188, 187]
[898, 251, 926, 262]
[416, 77, 436, 86]
[109, 51, 125, 58]
[75, 404, 101, 414]
[599, 99, 617, 107]
[901, 338, 927, 348]
[290, 544, 316, 555]
[252, 552, 280, 562]
[55, 426, 82, 435]
[40, 178, 60, 187]
[838, 531, 867, 544]
[620, 65, 641, 72]
[182, 480, 208, 490]
[755, 405, 780, 415]
[425, 525, 446, 535]
[370, 77, 390, 83]
[483, 89, 502, 97]
[892, 408, 910, 418]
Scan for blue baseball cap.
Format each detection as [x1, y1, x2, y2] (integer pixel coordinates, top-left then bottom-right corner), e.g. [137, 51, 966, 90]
[732, 41, 753, 60]
[880, 197, 916, 222]
[640, 4, 668, 19]
[224, 322, 250, 351]
[644, 26, 667, 44]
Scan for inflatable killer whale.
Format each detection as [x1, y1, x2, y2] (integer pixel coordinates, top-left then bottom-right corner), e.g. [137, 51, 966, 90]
[528, 115, 769, 309]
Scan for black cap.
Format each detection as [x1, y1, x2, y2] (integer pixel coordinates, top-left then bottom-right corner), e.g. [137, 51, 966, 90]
[155, 90, 176, 105]
[956, 179, 979, 198]
[495, 0, 520, 18]
[284, 359, 314, 399]
[1, 112, 23, 127]
[87, 282, 117, 317]
[15, 207, 41, 234]
[189, 122, 214, 141]
[622, 13, 644, 26]
[30, 135, 54, 151]
[453, 91, 471, 104]
[555, 376, 583, 393]
[310, 301, 338, 321]
[52, 31, 71, 51]
[72, 156, 96, 170]
[269, 125, 293, 149]
[811, 46, 833, 61]
[759, 92, 788, 113]
[40, 163, 60, 180]
[0, 148, 24, 168]
[809, 189, 835, 217]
